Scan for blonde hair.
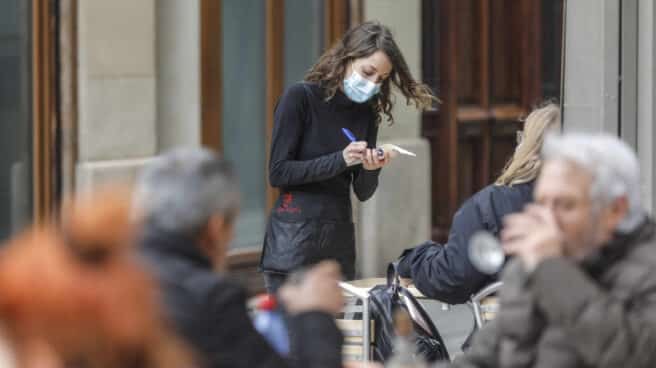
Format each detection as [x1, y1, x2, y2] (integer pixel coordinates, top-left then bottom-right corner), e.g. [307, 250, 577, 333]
[495, 103, 561, 186]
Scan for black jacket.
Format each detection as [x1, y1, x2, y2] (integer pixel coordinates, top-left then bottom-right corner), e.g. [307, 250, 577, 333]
[139, 227, 343, 368]
[397, 182, 534, 304]
[261, 83, 381, 278]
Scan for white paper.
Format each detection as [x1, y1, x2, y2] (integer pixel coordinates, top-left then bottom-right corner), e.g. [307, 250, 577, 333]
[349, 143, 417, 166]
[379, 143, 417, 157]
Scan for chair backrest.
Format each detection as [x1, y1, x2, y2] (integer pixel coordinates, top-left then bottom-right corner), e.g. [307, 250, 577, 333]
[338, 281, 374, 362]
[469, 281, 503, 328]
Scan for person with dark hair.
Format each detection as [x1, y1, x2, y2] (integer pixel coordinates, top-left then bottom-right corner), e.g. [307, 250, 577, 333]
[135, 148, 350, 368]
[260, 21, 437, 292]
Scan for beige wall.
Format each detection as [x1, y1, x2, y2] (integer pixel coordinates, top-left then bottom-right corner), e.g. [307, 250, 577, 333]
[157, 0, 201, 151]
[638, 0, 656, 214]
[563, 0, 656, 214]
[77, 0, 157, 162]
[357, 0, 431, 277]
[76, 0, 201, 191]
[364, 0, 422, 141]
[76, 0, 157, 189]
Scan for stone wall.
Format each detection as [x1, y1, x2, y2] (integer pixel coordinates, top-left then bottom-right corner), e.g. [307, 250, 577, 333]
[76, 0, 200, 191]
[356, 0, 432, 277]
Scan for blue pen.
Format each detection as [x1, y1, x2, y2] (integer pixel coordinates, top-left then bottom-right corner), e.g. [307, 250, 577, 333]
[341, 128, 357, 142]
[342, 128, 385, 158]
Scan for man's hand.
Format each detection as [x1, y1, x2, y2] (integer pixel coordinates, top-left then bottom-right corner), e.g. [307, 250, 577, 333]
[279, 261, 344, 315]
[399, 277, 413, 288]
[501, 204, 564, 272]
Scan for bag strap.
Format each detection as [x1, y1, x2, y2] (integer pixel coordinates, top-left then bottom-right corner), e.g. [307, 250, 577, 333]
[388, 262, 449, 344]
[386, 261, 401, 291]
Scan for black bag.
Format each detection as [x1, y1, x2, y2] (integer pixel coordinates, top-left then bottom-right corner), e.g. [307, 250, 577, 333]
[368, 262, 450, 363]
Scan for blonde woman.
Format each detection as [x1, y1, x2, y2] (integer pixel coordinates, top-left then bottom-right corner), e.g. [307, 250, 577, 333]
[396, 103, 560, 304]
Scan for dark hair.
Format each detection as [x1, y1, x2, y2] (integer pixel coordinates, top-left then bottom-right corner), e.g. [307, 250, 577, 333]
[305, 21, 437, 125]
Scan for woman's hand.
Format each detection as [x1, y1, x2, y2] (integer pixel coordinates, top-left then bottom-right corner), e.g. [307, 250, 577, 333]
[343, 141, 367, 166]
[362, 148, 390, 170]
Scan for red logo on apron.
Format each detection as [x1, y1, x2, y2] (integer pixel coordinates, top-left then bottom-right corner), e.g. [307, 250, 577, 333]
[277, 193, 301, 214]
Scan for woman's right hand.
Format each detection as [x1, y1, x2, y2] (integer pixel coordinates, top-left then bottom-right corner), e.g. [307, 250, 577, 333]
[342, 141, 367, 166]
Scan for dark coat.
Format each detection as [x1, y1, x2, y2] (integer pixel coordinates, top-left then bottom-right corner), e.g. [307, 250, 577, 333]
[139, 227, 343, 368]
[397, 182, 534, 304]
[441, 219, 656, 368]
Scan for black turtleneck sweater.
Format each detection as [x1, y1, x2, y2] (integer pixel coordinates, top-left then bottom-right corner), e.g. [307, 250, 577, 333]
[268, 82, 381, 219]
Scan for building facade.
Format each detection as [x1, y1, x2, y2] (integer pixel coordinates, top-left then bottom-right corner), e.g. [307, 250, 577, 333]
[3, 0, 649, 289]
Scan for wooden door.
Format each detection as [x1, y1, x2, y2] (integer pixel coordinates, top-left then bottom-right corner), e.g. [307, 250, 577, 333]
[421, 0, 563, 241]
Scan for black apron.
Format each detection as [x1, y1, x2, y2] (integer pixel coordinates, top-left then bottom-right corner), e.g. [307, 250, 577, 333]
[259, 191, 356, 279]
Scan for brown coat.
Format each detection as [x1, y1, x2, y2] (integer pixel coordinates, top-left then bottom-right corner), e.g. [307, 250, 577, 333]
[440, 219, 656, 368]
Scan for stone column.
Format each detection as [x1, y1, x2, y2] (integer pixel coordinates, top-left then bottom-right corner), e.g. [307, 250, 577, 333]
[637, 0, 656, 214]
[561, 0, 620, 133]
[563, 0, 656, 214]
[157, 0, 201, 151]
[356, 0, 432, 277]
[76, 0, 157, 190]
[76, 0, 202, 191]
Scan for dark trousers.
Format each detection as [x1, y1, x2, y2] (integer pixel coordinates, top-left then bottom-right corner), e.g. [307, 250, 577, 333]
[263, 272, 288, 294]
[263, 264, 356, 295]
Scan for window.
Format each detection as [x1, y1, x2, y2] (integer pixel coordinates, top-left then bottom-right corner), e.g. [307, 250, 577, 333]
[221, 0, 267, 248]
[283, 0, 325, 88]
[0, 0, 33, 240]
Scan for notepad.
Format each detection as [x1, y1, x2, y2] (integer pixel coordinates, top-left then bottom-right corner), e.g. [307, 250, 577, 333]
[379, 143, 417, 158]
[350, 144, 416, 166]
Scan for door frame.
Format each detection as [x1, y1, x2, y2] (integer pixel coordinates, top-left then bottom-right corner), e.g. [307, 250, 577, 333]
[32, 0, 60, 224]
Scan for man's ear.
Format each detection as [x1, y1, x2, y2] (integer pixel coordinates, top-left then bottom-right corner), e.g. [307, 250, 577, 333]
[607, 196, 630, 230]
[197, 215, 225, 256]
[206, 213, 231, 271]
[206, 214, 226, 240]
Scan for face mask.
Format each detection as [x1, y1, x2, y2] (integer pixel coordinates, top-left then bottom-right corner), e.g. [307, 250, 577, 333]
[343, 70, 381, 103]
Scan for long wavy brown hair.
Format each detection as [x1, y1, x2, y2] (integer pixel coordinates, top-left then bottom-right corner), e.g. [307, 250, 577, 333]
[305, 21, 437, 125]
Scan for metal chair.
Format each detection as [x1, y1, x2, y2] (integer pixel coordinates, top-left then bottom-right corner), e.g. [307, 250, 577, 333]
[468, 281, 502, 329]
[338, 281, 373, 362]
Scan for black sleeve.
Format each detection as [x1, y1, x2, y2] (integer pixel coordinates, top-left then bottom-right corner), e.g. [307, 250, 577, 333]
[269, 84, 348, 188]
[397, 199, 492, 304]
[204, 282, 343, 368]
[352, 117, 381, 201]
[203, 283, 290, 368]
[287, 311, 344, 368]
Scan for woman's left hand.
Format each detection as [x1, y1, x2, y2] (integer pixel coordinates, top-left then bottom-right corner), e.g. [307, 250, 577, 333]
[362, 148, 390, 170]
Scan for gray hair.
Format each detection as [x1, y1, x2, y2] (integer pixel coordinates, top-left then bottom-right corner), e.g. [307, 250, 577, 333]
[134, 148, 240, 235]
[542, 133, 644, 232]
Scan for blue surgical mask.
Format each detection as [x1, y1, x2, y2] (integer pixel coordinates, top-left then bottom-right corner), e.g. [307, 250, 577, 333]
[343, 70, 381, 103]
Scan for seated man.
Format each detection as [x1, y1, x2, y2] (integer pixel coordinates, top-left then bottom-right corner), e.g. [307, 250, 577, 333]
[438, 133, 656, 368]
[134, 148, 345, 368]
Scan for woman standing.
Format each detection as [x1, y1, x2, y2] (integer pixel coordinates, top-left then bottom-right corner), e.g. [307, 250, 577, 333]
[260, 22, 435, 292]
